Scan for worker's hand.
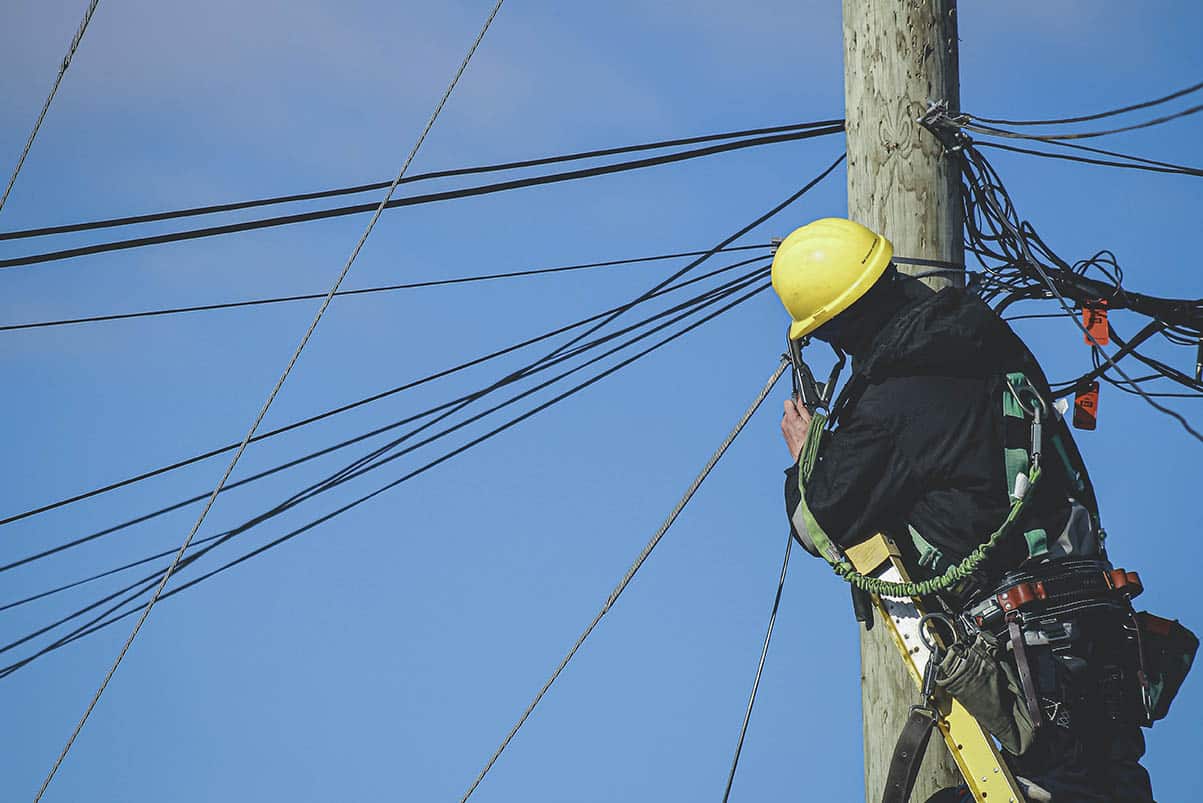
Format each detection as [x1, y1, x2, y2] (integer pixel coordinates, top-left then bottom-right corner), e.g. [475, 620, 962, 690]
[781, 396, 813, 462]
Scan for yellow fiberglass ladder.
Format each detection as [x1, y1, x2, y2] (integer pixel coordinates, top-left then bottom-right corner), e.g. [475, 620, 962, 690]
[845, 534, 1027, 803]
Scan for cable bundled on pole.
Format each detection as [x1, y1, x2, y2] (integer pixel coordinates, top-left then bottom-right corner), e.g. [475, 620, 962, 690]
[917, 104, 1203, 438]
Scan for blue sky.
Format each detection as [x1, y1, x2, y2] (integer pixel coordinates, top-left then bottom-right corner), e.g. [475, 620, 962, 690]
[1, 1, 1201, 800]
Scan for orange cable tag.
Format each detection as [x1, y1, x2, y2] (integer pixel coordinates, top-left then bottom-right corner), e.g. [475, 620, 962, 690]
[1073, 381, 1100, 430]
[1083, 301, 1109, 346]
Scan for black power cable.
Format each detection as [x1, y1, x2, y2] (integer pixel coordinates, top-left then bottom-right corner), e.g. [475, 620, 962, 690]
[967, 79, 1203, 127]
[0, 245, 770, 332]
[0, 255, 765, 531]
[0, 270, 770, 658]
[0, 281, 773, 678]
[3, 158, 845, 674]
[978, 141, 1203, 179]
[919, 110, 1203, 442]
[0, 261, 770, 576]
[961, 102, 1203, 141]
[721, 527, 792, 802]
[0, 121, 841, 242]
[2, 153, 843, 532]
[0, 126, 843, 270]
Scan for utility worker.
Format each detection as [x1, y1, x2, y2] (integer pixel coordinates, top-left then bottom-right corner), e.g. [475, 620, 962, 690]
[773, 218, 1163, 802]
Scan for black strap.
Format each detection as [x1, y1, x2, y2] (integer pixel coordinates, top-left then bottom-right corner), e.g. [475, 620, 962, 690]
[1008, 616, 1044, 728]
[880, 706, 939, 803]
[825, 372, 867, 429]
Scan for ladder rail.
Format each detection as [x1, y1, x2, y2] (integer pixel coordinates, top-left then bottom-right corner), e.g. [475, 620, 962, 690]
[845, 535, 1026, 803]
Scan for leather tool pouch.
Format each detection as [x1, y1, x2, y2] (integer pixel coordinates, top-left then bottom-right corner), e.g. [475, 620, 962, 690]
[1136, 611, 1198, 724]
[936, 630, 1037, 755]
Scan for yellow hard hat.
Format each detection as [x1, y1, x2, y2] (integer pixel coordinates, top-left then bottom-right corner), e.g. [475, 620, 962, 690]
[771, 218, 893, 340]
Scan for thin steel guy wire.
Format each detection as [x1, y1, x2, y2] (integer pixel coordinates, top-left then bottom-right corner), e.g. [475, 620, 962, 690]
[0, 0, 101, 214]
[460, 359, 787, 801]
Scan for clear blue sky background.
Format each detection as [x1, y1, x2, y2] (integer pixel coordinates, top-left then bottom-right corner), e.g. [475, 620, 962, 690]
[2, 1, 1201, 800]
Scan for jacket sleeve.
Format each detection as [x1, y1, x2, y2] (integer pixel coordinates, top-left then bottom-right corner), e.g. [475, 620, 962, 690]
[784, 414, 920, 554]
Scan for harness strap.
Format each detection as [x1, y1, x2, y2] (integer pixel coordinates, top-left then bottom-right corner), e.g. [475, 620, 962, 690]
[1008, 615, 1044, 730]
[880, 707, 939, 803]
[1003, 372, 1050, 560]
[900, 371, 1049, 582]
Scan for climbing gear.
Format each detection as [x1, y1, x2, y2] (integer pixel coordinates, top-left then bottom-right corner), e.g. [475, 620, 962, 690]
[770, 217, 893, 340]
[882, 615, 955, 803]
[796, 373, 1051, 596]
[865, 535, 1189, 803]
[783, 328, 846, 414]
[908, 371, 1096, 573]
[935, 626, 1037, 755]
[799, 365, 1109, 597]
[1006, 612, 1043, 733]
[785, 335, 826, 413]
[783, 330, 872, 627]
[961, 558, 1135, 636]
[951, 555, 1196, 746]
[842, 535, 1027, 803]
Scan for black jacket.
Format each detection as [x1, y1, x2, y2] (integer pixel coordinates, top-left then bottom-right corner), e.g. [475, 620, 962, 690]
[784, 287, 1096, 580]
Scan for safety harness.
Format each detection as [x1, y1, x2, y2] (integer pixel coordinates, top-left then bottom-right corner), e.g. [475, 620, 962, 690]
[790, 366, 1139, 803]
[795, 370, 1081, 598]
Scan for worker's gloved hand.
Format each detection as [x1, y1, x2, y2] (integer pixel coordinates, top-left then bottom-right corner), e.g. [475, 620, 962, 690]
[780, 396, 813, 462]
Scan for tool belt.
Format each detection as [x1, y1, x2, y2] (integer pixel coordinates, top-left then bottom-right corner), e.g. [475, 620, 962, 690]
[961, 558, 1136, 640]
[935, 557, 1196, 756]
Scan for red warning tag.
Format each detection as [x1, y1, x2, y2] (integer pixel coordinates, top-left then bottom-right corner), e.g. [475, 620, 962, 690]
[1083, 301, 1109, 346]
[1073, 381, 1100, 430]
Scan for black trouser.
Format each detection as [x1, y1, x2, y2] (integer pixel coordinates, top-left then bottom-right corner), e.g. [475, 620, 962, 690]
[1003, 612, 1153, 801]
[1005, 721, 1152, 802]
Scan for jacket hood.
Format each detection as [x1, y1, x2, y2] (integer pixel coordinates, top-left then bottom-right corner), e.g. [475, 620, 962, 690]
[857, 287, 1028, 381]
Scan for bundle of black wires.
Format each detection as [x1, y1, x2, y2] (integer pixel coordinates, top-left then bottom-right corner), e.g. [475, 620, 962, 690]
[918, 108, 1203, 429]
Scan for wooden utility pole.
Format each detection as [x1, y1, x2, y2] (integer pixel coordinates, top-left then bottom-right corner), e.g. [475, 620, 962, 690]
[842, 1, 964, 800]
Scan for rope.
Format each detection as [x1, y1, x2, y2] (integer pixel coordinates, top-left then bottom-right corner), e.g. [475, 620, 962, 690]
[460, 360, 788, 801]
[721, 525, 793, 802]
[31, 2, 508, 797]
[0, 0, 101, 215]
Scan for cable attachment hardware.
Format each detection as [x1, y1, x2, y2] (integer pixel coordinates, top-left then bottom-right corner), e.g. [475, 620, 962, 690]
[918, 100, 972, 154]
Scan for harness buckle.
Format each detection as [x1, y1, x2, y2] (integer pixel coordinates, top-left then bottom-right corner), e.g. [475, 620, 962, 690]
[996, 581, 1047, 614]
[1106, 568, 1144, 599]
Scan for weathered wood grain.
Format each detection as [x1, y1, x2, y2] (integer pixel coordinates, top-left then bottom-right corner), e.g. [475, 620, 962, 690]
[843, 1, 965, 799]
